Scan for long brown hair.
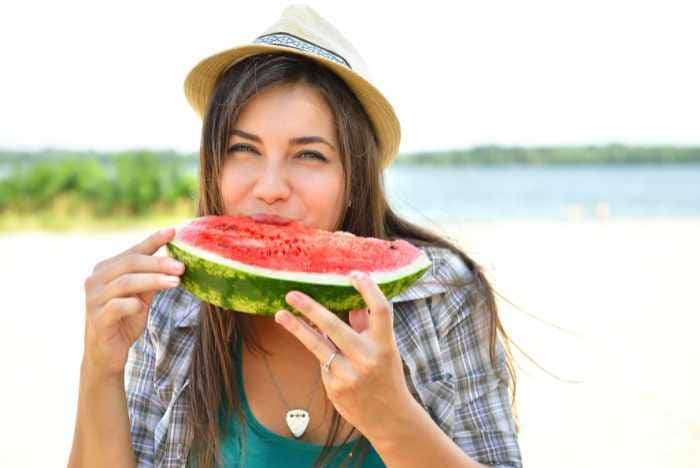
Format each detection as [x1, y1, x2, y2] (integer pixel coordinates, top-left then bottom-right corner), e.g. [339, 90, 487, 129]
[185, 52, 519, 468]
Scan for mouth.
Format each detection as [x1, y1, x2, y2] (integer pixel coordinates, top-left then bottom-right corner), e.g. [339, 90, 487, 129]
[248, 213, 296, 225]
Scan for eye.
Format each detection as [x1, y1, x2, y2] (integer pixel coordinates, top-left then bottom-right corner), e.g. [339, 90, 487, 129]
[227, 143, 257, 154]
[226, 144, 327, 162]
[298, 151, 328, 162]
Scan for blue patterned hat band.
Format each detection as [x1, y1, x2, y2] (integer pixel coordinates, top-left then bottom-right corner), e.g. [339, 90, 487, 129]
[253, 33, 352, 70]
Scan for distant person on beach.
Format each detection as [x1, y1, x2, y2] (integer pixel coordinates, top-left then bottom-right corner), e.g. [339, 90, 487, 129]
[68, 5, 522, 467]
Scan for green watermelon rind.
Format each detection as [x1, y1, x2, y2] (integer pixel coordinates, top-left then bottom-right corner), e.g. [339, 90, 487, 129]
[165, 239, 431, 316]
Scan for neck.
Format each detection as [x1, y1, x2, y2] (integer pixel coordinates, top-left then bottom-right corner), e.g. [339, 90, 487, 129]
[245, 314, 318, 360]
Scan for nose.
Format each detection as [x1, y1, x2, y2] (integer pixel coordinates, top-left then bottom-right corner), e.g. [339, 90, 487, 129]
[251, 160, 292, 204]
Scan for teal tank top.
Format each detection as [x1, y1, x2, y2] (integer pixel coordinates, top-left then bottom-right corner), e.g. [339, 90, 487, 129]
[215, 338, 386, 467]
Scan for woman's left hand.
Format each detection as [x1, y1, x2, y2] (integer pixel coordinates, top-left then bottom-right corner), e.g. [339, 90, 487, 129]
[276, 270, 414, 440]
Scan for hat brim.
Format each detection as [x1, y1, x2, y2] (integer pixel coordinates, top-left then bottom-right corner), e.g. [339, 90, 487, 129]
[183, 43, 400, 169]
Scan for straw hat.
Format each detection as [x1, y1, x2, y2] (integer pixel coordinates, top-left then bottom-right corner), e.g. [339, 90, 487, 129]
[183, 3, 401, 169]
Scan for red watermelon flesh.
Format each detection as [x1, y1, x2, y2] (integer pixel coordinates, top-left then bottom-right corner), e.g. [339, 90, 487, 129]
[176, 215, 423, 275]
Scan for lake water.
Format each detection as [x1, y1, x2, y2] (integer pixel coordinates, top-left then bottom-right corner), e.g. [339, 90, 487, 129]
[383, 163, 700, 223]
[1, 162, 698, 222]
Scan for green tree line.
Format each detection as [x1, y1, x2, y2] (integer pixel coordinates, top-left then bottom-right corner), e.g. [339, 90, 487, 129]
[0, 151, 197, 218]
[394, 144, 700, 165]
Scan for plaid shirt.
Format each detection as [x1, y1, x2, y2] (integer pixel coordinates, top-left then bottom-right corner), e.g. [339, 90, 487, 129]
[125, 246, 523, 467]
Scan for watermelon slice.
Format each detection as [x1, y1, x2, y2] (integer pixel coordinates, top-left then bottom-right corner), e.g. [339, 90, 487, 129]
[165, 215, 431, 316]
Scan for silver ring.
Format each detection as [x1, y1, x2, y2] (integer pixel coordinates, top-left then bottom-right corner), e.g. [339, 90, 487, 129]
[322, 350, 337, 373]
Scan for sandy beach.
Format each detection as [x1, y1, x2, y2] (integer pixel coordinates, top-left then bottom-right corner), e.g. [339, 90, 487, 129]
[1, 218, 698, 467]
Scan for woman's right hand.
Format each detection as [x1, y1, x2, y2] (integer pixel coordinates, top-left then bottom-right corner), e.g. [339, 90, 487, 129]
[82, 227, 185, 380]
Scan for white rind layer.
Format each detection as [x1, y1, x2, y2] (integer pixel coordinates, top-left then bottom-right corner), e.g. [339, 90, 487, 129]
[168, 238, 431, 286]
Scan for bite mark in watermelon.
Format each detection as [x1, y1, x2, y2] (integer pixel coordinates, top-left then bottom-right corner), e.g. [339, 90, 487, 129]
[165, 215, 431, 316]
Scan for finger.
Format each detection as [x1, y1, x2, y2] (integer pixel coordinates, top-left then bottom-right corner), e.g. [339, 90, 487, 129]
[95, 296, 147, 329]
[95, 228, 177, 275]
[275, 309, 352, 377]
[349, 271, 394, 343]
[121, 227, 177, 258]
[348, 308, 370, 333]
[284, 291, 364, 361]
[95, 253, 185, 285]
[95, 272, 180, 307]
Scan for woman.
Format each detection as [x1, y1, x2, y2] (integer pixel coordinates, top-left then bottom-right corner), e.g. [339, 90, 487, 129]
[69, 5, 522, 468]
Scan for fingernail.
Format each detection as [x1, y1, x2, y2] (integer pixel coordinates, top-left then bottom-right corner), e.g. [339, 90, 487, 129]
[288, 291, 305, 304]
[350, 271, 365, 281]
[165, 275, 180, 286]
[167, 259, 185, 272]
[276, 310, 290, 325]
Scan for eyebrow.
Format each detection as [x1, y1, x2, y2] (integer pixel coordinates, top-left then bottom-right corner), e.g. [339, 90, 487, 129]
[230, 129, 336, 151]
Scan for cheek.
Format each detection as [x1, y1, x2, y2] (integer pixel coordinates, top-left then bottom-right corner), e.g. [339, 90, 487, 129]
[219, 168, 250, 208]
[298, 172, 344, 206]
[297, 173, 345, 230]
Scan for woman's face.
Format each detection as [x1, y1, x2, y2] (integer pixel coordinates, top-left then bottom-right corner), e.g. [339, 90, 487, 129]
[219, 81, 345, 231]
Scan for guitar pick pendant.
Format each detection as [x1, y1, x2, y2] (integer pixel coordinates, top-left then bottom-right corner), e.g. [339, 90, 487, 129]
[286, 409, 310, 438]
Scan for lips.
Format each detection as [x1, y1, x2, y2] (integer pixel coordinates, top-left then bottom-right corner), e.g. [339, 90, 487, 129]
[249, 213, 295, 225]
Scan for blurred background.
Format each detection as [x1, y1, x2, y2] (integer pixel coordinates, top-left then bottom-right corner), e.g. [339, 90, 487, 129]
[1, 1, 698, 467]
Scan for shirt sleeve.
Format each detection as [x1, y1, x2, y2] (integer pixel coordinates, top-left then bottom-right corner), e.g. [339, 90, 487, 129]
[124, 308, 165, 467]
[433, 250, 523, 468]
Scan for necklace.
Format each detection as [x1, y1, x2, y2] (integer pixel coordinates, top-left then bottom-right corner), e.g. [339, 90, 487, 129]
[262, 351, 324, 438]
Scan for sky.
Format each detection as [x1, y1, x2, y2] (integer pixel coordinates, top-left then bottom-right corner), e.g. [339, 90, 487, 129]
[1, 0, 698, 155]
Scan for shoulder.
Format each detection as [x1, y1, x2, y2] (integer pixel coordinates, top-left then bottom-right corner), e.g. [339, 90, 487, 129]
[395, 243, 477, 308]
[393, 244, 483, 338]
[428, 245, 488, 338]
[423, 245, 475, 286]
[391, 245, 474, 303]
